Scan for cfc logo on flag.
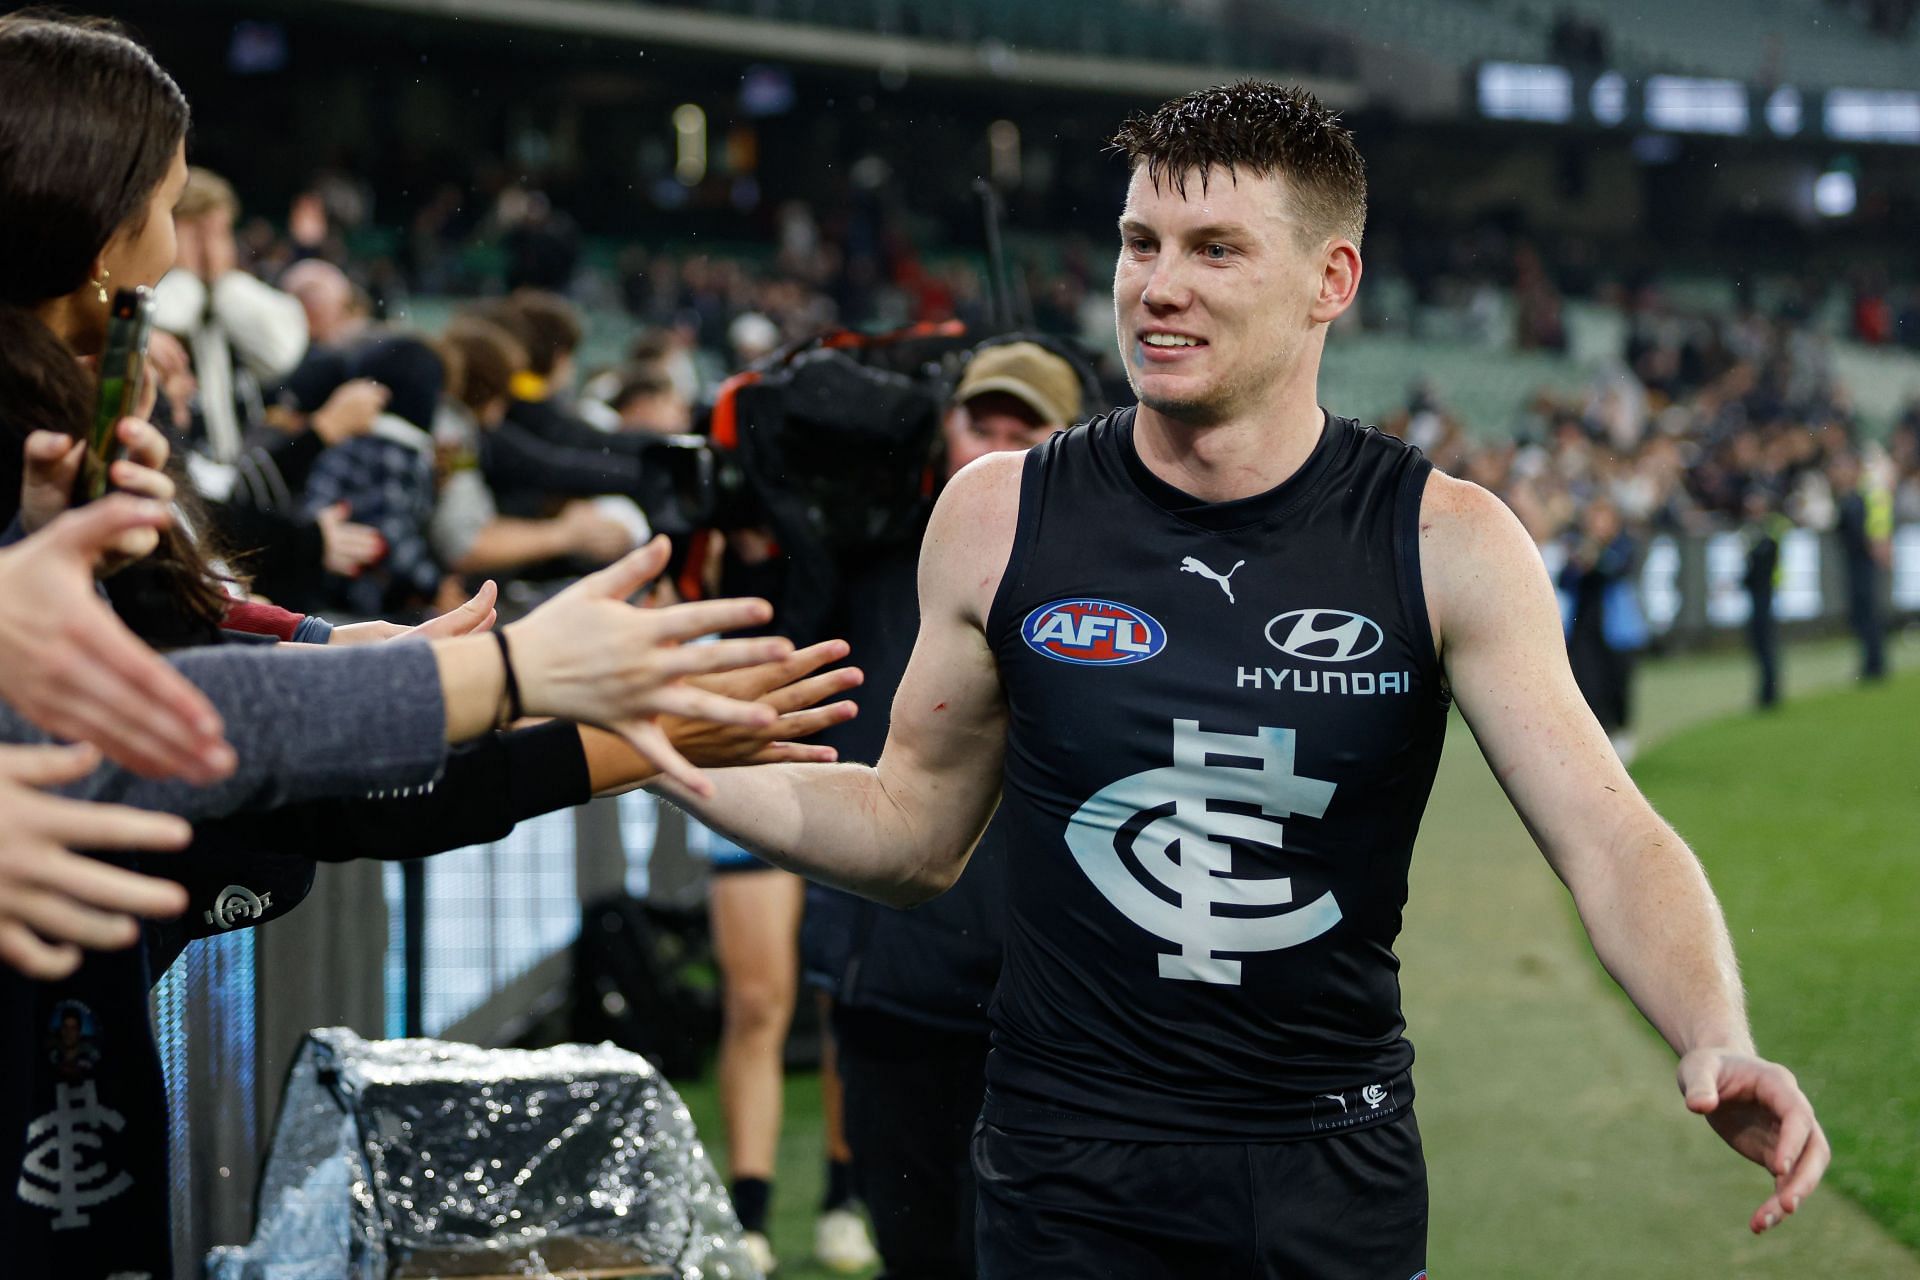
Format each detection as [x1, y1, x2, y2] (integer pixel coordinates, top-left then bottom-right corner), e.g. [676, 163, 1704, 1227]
[1022, 598, 1166, 666]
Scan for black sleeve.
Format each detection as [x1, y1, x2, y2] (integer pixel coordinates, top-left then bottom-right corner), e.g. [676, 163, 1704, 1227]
[231, 428, 329, 511]
[141, 721, 591, 975]
[212, 502, 329, 613]
[183, 718, 592, 866]
[480, 419, 645, 502]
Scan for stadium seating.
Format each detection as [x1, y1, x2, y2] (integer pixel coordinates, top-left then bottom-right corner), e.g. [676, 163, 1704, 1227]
[1274, 0, 1545, 72]
[1261, 0, 1919, 90]
[657, 0, 1259, 68]
[1497, 0, 1920, 90]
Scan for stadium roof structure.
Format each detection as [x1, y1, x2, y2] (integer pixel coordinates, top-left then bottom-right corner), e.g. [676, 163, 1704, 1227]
[319, 0, 1362, 104]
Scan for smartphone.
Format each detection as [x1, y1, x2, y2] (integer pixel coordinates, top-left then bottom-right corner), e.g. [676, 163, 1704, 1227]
[79, 285, 155, 504]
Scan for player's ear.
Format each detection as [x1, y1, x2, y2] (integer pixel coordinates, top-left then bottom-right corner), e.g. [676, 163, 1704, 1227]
[1309, 240, 1362, 324]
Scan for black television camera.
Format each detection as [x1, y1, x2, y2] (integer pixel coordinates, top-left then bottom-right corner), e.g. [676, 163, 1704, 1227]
[648, 324, 1101, 645]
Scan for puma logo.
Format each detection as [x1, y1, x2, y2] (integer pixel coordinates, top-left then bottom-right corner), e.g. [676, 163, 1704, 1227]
[1320, 1092, 1349, 1113]
[1180, 556, 1246, 604]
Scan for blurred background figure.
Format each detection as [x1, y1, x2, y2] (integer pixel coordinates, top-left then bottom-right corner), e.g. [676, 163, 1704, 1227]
[1558, 496, 1648, 763]
[1742, 490, 1787, 709]
[1830, 449, 1894, 681]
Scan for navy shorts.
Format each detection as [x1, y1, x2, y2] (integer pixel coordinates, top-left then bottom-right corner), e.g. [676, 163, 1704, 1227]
[973, 1111, 1428, 1280]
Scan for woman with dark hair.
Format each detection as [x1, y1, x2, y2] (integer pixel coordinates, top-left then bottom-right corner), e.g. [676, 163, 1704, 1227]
[0, 15, 842, 1276]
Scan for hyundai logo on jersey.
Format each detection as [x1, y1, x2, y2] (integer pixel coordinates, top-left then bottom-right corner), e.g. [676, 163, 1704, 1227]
[1264, 608, 1385, 662]
[1023, 598, 1167, 666]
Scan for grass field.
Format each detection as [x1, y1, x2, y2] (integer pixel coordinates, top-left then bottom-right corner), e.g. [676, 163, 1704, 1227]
[670, 636, 1920, 1278]
[1632, 669, 1920, 1253]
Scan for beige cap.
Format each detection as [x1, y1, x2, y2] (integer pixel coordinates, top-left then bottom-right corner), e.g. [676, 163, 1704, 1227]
[954, 341, 1084, 427]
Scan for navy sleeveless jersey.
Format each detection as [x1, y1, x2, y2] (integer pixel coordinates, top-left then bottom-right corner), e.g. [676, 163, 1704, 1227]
[981, 406, 1450, 1142]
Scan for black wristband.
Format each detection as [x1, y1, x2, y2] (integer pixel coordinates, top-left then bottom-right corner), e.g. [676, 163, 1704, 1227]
[494, 629, 524, 727]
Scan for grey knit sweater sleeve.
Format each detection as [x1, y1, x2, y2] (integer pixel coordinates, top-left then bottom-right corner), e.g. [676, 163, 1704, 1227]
[0, 639, 447, 819]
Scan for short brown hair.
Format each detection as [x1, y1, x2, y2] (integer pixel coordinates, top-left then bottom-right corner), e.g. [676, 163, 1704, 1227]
[506, 288, 583, 376]
[1109, 80, 1367, 249]
[442, 317, 527, 413]
[611, 364, 675, 412]
[175, 165, 238, 221]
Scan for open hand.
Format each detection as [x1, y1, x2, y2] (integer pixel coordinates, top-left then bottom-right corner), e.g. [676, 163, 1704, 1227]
[559, 500, 639, 565]
[0, 742, 192, 979]
[666, 638, 862, 767]
[317, 502, 386, 577]
[1677, 1047, 1831, 1234]
[505, 536, 791, 797]
[310, 378, 388, 446]
[330, 580, 499, 645]
[0, 498, 233, 782]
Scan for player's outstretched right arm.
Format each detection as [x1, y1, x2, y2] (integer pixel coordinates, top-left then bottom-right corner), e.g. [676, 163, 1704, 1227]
[656, 451, 1024, 907]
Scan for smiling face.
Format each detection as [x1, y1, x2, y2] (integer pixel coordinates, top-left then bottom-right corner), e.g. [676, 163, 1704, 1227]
[1114, 164, 1356, 429]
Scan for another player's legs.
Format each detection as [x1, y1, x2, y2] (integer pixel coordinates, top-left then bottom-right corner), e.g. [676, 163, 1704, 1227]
[709, 860, 804, 1270]
[839, 1009, 989, 1279]
[814, 994, 878, 1273]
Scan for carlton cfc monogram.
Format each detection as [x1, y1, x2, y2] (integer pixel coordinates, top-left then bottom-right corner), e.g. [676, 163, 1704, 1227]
[1064, 718, 1340, 985]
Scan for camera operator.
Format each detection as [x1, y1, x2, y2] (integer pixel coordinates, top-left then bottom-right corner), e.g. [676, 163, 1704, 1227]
[803, 340, 1090, 1279]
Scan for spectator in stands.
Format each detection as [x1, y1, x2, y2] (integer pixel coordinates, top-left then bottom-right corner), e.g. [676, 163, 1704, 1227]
[1742, 491, 1786, 709]
[608, 364, 695, 436]
[153, 166, 309, 463]
[0, 22, 807, 1273]
[462, 292, 672, 525]
[501, 188, 579, 293]
[281, 257, 370, 348]
[432, 317, 638, 579]
[300, 334, 452, 616]
[1831, 449, 1893, 680]
[1557, 496, 1647, 762]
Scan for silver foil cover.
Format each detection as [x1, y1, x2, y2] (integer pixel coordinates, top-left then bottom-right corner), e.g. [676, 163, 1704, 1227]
[207, 1028, 758, 1280]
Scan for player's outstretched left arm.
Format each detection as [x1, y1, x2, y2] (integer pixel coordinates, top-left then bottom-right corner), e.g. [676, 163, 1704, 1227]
[1419, 471, 1829, 1235]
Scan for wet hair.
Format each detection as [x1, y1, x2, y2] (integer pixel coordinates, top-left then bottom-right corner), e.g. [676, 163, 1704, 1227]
[0, 12, 190, 307]
[1108, 80, 1367, 249]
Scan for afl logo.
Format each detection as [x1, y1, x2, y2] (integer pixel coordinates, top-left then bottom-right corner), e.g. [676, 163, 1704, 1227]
[1022, 598, 1167, 666]
[1265, 608, 1384, 662]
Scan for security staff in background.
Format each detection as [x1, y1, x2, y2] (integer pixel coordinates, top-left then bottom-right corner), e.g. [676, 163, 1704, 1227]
[656, 82, 1828, 1279]
[803, 340, 1089, 1279]
[1741, 490, 1785, 709]
[1830, 449, 1892, 682]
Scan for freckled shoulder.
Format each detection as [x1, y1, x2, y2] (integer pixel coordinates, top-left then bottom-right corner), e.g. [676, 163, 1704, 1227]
[924, 449, 1030, 629]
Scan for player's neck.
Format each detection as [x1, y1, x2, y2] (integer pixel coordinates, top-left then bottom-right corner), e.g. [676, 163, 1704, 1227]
[1133, 391, 1326, 505]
